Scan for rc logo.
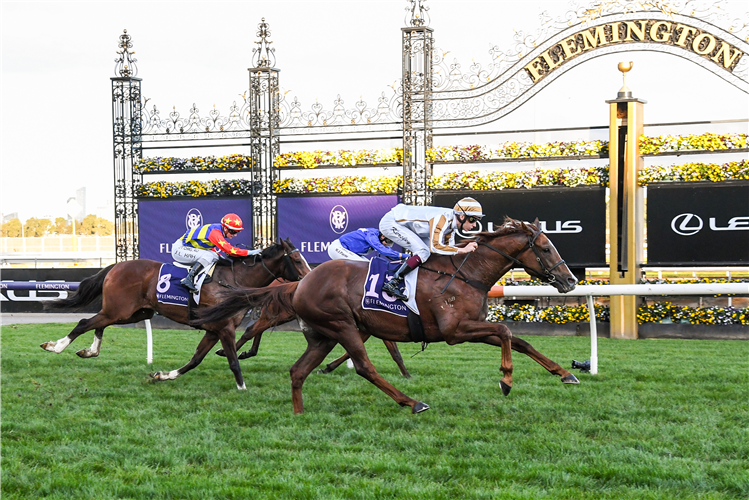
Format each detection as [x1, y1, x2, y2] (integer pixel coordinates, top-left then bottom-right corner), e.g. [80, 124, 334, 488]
[186, 209, 203, 230]
[671, 213, 703, 236]
[330, 205, 349, 234]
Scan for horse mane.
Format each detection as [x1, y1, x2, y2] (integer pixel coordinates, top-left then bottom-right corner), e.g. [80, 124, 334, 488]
[473, 217, 538, 240]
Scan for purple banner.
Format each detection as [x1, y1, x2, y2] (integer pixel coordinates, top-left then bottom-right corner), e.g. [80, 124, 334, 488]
[138, 198, 253, 263]
[278, 195, 399, 264]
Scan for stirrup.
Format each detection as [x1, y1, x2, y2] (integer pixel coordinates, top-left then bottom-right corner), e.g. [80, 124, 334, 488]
[180, 276, 198, 293]
[383, 280, 407, 300]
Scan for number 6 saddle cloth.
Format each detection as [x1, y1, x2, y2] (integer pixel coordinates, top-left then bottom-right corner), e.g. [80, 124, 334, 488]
[361, 257, 420, 317]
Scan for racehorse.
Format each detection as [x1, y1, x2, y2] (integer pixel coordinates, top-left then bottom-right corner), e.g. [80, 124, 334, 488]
[214, 279, 412, 378]
[195, 219, 579, 414]
[41, 238, 310, 389]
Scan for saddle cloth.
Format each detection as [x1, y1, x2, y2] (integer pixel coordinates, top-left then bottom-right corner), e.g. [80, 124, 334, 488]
[361, 257, 419, 317]
[156, 263, 213, 306]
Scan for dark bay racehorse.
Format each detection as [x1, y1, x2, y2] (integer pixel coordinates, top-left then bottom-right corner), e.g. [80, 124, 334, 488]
[196, 219, 579, 413]
[41, 238, 311, 389]
[215, 279, 412, 378]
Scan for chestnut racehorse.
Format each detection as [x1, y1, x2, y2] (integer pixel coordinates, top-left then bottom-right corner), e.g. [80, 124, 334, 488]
[41, 238, 310, 389]
[195, 219, 579, 414]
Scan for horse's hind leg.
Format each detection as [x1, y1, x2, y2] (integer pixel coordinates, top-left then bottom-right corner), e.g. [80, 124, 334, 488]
[290, 328, 339, 414]
[383, 340, 411, 379]
[75, 309, 153, 359]
[511, 336, 579, 384]
[314, 323, 427, 413]
[151, 331, 219, 382]
[40, 312, 116, 354]
[318, 334, 372, 374]
[217, 327, 246, 390]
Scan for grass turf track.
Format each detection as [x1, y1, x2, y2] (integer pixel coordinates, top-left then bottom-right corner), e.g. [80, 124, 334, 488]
[2, 323, 748, 499]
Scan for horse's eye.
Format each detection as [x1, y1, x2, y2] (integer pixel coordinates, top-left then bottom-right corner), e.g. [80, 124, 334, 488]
[543, 247, 551, 253]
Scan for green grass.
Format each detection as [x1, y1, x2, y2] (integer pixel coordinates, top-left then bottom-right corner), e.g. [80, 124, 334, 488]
[2, 323, 748, 499]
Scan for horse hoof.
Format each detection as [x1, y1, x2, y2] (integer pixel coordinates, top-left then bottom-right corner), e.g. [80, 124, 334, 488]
[215, 349, 226, 357]
[150, 372, 162, 381]
[237, 351, 254, 360]
[75, 349, 98, 359]
[561, 374, 580, 384]
[40, 342, 56, 352]
[499, 380, 512, 396]
[412, 402, 430, 414]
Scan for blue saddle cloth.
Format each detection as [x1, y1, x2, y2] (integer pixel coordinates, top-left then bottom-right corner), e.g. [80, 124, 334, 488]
[156, 264, 191, 306]
[361, 257, 409, 317]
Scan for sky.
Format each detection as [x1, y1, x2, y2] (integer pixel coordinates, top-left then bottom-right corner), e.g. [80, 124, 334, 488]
[2, 0, 748, 221]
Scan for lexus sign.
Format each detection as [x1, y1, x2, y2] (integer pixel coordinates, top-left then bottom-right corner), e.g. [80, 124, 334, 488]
[647, 182, 749, 265]
[434, 187, 606, 267]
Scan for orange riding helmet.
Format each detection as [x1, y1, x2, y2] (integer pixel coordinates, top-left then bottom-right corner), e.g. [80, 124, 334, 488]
[221, 213, 244, 232]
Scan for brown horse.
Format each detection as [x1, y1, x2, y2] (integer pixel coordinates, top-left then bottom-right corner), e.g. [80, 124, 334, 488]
[214, 279, 412, 378]
[195, 219, 579, 414]
[41, 238, 310, 389]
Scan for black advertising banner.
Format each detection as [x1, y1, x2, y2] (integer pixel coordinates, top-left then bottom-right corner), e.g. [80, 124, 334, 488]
[1, 268, 102, 313]
[434, 187, 606, 267]
[647, 181, 749, 266]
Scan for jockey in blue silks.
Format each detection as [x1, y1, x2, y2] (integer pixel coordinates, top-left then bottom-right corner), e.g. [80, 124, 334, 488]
[328, 227, 405, 262]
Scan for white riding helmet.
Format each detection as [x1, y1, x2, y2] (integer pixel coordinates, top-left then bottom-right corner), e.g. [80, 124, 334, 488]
[453, 197, 484, 218]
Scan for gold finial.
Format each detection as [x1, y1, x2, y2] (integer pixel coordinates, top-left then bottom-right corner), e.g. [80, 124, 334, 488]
[617, 61, 633, 98]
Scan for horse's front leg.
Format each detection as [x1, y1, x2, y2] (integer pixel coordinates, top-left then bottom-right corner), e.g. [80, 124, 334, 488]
[511, 336, 579, 384]
[446, 320, 514, 395]
[217, 326, 246, 390]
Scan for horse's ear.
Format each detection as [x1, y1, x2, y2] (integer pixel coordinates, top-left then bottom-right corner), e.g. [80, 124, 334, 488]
[533, 217, 540, 228]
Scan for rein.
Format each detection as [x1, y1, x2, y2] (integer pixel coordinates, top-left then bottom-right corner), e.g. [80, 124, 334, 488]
[420, 229, 565, 293]
[479, 230, 565, 284]
[220, 246, 303, 289]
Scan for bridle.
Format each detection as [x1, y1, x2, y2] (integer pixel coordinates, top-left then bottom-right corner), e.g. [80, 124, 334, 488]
[478, 228, 566, 284]
[237, 246, 303, 283]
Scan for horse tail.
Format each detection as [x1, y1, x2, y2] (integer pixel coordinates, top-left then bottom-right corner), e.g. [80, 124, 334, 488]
[192, 281, 299, 327]
[44, 264, 116, 311]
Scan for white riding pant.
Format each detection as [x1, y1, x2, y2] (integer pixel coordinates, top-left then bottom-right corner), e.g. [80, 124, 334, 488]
[171, 239, 219, 269]
[379, 212, 431, 262]
[327, 239, 368, 262]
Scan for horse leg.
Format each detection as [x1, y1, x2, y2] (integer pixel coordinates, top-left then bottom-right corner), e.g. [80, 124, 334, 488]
[383, 340, 411, 379]
[511, 336, 579, 384]
[446, 320, 514, 395]
[150, 331, 219, 382]
[75, 309, 154, 359]
[318, 333, 371, 374]
[290, 328, 339, 414]
[41, 312, 116, 354]
[313, 322, 427, 413]
[216, 327, 246, 390]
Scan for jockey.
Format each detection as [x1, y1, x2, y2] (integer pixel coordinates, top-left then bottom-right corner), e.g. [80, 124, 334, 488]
[171, 213, 260, 292]
[328, 227, 405, 262]
[379, 197, 484, 300]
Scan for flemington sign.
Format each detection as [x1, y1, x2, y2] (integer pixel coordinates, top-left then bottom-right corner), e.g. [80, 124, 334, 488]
[524, 19, 744, 83]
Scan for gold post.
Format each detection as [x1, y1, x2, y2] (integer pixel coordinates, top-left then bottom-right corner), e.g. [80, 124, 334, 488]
[606, 62, 646, 340]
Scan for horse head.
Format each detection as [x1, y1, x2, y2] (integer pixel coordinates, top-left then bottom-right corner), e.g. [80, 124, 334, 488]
[479, 218, 577, 293]
[280, 237, 312, 280]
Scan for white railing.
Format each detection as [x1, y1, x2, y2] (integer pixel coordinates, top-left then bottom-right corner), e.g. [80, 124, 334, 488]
[491, 283, 749, 375]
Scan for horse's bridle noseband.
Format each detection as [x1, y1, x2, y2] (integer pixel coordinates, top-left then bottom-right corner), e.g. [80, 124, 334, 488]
[479, 229, 566, 284]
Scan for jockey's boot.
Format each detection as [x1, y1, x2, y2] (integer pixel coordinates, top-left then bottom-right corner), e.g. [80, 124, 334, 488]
[180, 263, 203, 293]
[382, 256, 421, 301]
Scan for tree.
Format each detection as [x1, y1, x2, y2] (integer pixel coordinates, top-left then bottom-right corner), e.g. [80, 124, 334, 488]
[1, 218, 22, 237]
[77, 215, 114, 236]
[52, 217, 72, 235]
[24, 218, 52, 237]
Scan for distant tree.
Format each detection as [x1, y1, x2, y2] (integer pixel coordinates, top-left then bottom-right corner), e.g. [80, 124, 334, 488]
[77, 215, 114, 236]
[25, 218, 52, 237]
[1, 218, 22, 237]
[52, 217, 72, 235]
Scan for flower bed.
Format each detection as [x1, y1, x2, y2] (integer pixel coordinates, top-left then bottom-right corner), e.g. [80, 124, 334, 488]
[274, 176, 402, 195]
[136, 179, 256, 198]
[429, 166, 609, 190]
[135, 154, 253, 173]
[487, 303, 748, 325]
[638, 160, 749, 185]
[275, 149, 402, 168]
[639, 133, 747, 155]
